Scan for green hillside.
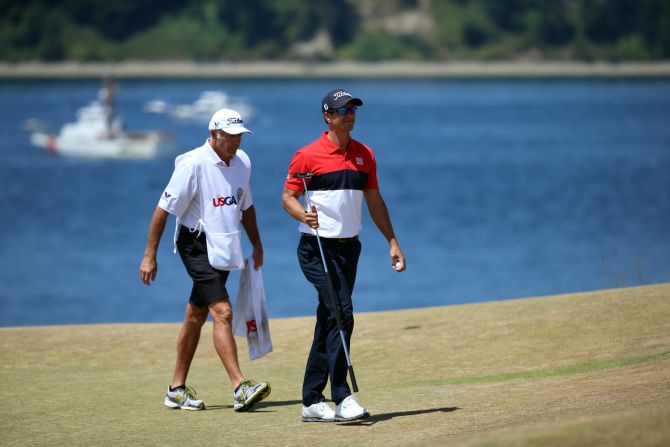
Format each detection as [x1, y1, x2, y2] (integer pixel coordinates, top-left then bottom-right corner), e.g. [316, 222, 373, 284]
[2, 0, 669, 62]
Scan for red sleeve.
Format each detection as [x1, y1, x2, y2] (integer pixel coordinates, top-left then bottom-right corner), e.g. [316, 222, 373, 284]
[284, 150, 308, 192]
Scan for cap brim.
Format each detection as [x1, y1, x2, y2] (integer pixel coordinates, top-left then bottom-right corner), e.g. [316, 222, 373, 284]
[332, 97, 363, 109]
[221, 127, 252, 135]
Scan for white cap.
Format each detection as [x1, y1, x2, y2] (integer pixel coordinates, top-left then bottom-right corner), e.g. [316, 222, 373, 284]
[208, 108, 252, 134]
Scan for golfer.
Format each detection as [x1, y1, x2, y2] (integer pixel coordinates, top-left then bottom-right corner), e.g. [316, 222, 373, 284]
[139, 108, 271, 411]
[282, 88, 406, 422]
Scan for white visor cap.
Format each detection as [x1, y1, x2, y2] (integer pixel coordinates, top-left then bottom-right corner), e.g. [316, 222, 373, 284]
[208, 108, 252, 134]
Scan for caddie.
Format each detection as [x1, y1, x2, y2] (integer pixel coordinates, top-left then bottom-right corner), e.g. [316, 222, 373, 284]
[139, 108, 271, 412]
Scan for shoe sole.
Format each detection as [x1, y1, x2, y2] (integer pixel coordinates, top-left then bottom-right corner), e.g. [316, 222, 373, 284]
[164, 398, 205, 411]
[302, 417, 335, 422]
[335, 411, 370, 422]
[180, 404, 205, 410]
[234, 383, 272, 412]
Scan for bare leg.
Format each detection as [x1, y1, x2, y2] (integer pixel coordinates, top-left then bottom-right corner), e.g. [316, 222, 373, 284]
[171, 303, 208, 388]
[209, 298, 244, 390]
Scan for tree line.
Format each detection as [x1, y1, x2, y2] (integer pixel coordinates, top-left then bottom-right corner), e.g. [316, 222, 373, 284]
[1, 0, 668, 62]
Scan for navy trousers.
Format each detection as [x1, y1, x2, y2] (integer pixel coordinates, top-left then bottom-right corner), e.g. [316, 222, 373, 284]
[297, 234, 361, 406]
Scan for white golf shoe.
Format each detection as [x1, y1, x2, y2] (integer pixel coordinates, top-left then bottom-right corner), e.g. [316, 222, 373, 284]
[335, 395, 369, 421]
[302, 401, 336, 422]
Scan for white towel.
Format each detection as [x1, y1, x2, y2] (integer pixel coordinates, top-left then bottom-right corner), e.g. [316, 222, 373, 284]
[233, 258, 273, 360]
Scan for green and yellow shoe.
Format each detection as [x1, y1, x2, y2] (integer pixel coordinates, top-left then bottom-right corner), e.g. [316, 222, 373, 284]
[233, 380, 271, 412]
[164, 385, 205, 410]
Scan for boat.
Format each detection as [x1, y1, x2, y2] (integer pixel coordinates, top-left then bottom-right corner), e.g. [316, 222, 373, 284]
[26, 101, 172, 159]
[143, 90, 255, 123]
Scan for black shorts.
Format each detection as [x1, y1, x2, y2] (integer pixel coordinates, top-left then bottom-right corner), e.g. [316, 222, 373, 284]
[176, 225, 230, 308]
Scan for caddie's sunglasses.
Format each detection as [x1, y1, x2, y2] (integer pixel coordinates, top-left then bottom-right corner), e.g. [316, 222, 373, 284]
[328, 105, 358, 116]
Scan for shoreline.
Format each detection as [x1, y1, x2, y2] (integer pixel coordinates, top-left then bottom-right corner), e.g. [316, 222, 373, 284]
[2, 60, 670, 79]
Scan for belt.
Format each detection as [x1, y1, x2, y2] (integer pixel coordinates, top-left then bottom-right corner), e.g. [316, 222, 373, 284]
[301, 233, 359, 243]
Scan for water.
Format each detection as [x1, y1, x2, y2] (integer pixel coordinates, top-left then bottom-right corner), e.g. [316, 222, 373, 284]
[1, 78, 669, 326]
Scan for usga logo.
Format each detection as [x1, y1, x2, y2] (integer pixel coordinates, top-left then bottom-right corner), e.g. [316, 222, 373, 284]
[212, 196, 238, 207]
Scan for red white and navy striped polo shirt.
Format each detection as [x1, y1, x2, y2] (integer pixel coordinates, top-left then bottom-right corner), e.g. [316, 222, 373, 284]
[285, 131, 378, 238]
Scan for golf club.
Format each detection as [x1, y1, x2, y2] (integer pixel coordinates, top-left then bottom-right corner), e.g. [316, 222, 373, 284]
[293, 172, 359, 393]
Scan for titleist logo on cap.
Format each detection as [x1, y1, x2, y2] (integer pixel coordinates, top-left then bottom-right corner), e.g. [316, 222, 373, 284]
[215, 117, 243, 127]
[333, 90, 352, 100]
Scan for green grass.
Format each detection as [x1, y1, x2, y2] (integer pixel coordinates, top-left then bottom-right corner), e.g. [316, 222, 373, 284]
[434, 350, 670, 386]
[1, 284, 669, 446]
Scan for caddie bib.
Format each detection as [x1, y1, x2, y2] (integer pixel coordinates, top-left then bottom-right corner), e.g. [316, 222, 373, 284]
[172, 143, 252, 270]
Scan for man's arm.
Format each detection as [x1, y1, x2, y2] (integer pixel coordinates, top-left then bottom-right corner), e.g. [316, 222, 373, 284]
[364, 189, 406, 272]
[139, 207, 169, 285]
[241, 205, 264, 270]
[281, 188, 319, 229]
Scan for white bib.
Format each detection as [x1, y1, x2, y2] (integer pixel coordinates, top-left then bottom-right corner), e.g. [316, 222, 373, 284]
[165, 141, 252, 270]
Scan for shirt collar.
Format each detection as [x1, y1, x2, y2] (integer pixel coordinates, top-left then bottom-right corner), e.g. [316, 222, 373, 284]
[320, 131, 352, 154]
[203, 139, 234, 166]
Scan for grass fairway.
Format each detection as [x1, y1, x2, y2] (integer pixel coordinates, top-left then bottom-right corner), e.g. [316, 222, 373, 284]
[1, 284, 669, 446]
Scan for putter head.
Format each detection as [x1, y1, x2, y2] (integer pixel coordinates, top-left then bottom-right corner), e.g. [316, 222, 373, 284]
[293, 172, 314, 179]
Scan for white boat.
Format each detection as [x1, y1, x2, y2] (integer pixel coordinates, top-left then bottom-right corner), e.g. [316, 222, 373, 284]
[144, 91, 255, 123]
[27, 101, 172, 159]
[142, 99, 168, 114]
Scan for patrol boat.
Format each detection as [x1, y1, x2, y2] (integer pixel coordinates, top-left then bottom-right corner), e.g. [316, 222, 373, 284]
[26, 101, 172, 159]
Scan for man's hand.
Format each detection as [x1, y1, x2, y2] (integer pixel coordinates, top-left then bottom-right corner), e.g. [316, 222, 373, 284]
[241, 205, 264, 270]
[251, 245, 264, 270]
[390, 243, 406, 273]
[139, 255, 157, 285]
[282, 188, 320, 230]
[363, 189, 405, 273]
[139, 207, 169, 286]
[304, 204, 319, 229]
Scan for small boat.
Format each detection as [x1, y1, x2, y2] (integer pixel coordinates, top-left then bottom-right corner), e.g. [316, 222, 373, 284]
[144, 91, 255, 123]
[27, 101, 172, 159]
[142, 99, 168, 114]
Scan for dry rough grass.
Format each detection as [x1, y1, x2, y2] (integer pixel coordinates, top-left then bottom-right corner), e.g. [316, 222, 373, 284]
[1, 284, 668, 446]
